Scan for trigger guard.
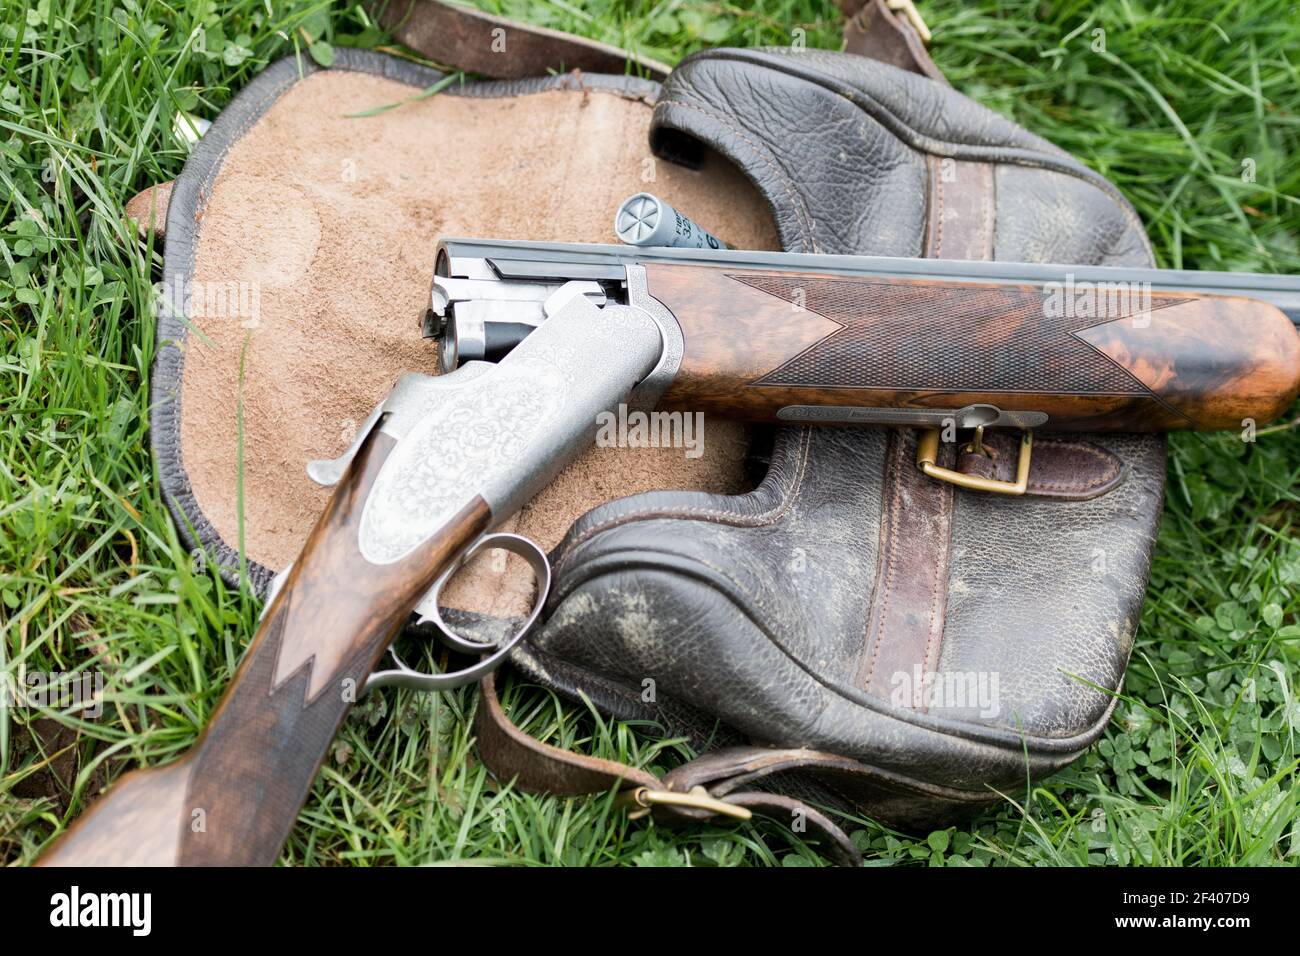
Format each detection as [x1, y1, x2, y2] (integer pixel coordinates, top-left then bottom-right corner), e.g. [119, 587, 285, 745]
[362, 533, 551, 695]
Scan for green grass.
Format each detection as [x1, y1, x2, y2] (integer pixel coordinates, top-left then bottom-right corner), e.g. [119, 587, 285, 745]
[1, 0, 1298, 866]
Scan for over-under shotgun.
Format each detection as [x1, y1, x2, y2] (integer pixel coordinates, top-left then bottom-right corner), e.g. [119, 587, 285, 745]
[38, 240, 1300, 865]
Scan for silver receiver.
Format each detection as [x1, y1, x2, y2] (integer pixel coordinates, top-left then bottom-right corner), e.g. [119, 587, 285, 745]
[426, 241, 686, 411]
[305, 280, 669, 692]
[427, 272, 605, 372]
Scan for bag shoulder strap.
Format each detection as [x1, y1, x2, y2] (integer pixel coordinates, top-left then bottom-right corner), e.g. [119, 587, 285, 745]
[371, 0, 671, 79]
[376, 1, 941, 85]
[840, 0, 945, 83]
[475, 673, 864, 866]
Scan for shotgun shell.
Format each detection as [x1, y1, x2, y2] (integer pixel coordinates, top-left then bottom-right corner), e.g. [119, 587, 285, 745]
[614, 192, 728, 250]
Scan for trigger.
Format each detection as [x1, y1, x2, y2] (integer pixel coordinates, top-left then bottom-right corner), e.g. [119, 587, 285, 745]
[361, 533, 551, 695]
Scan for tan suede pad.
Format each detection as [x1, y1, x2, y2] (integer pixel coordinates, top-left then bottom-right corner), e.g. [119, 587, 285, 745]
[179, 69, 779, 614]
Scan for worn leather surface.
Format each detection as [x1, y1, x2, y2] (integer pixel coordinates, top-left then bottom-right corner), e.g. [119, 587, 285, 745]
[511, 47, 1166, 826]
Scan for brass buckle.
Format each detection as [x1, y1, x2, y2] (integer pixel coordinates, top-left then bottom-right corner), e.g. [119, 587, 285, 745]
[916, 427, 1033, 495]
[618, 786, 753, 822]
[886, 0, 933, 45]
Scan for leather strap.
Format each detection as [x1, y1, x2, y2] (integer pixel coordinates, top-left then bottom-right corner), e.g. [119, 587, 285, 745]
[840, 0, 946, 84]
[371, 0, 671, 80]
[926, 156, 994, 260]
[475, 671, 660, 795]
[853, 148, 993, 704]
[857, 127, 1127, 712]
[474, 672, 864, 866]
[957, 432, 1125, 500]
[921, 156, 1125, 499]
[858, 430, 954, 700]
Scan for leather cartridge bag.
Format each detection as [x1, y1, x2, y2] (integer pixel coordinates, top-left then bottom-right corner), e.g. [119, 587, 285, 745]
[146, 6, 1164, 863]
[481, 46, 1166, 846]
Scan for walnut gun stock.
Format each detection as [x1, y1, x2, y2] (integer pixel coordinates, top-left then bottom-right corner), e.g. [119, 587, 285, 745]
[39, 429, 488, 866]
[430, 239, 1300, 432]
